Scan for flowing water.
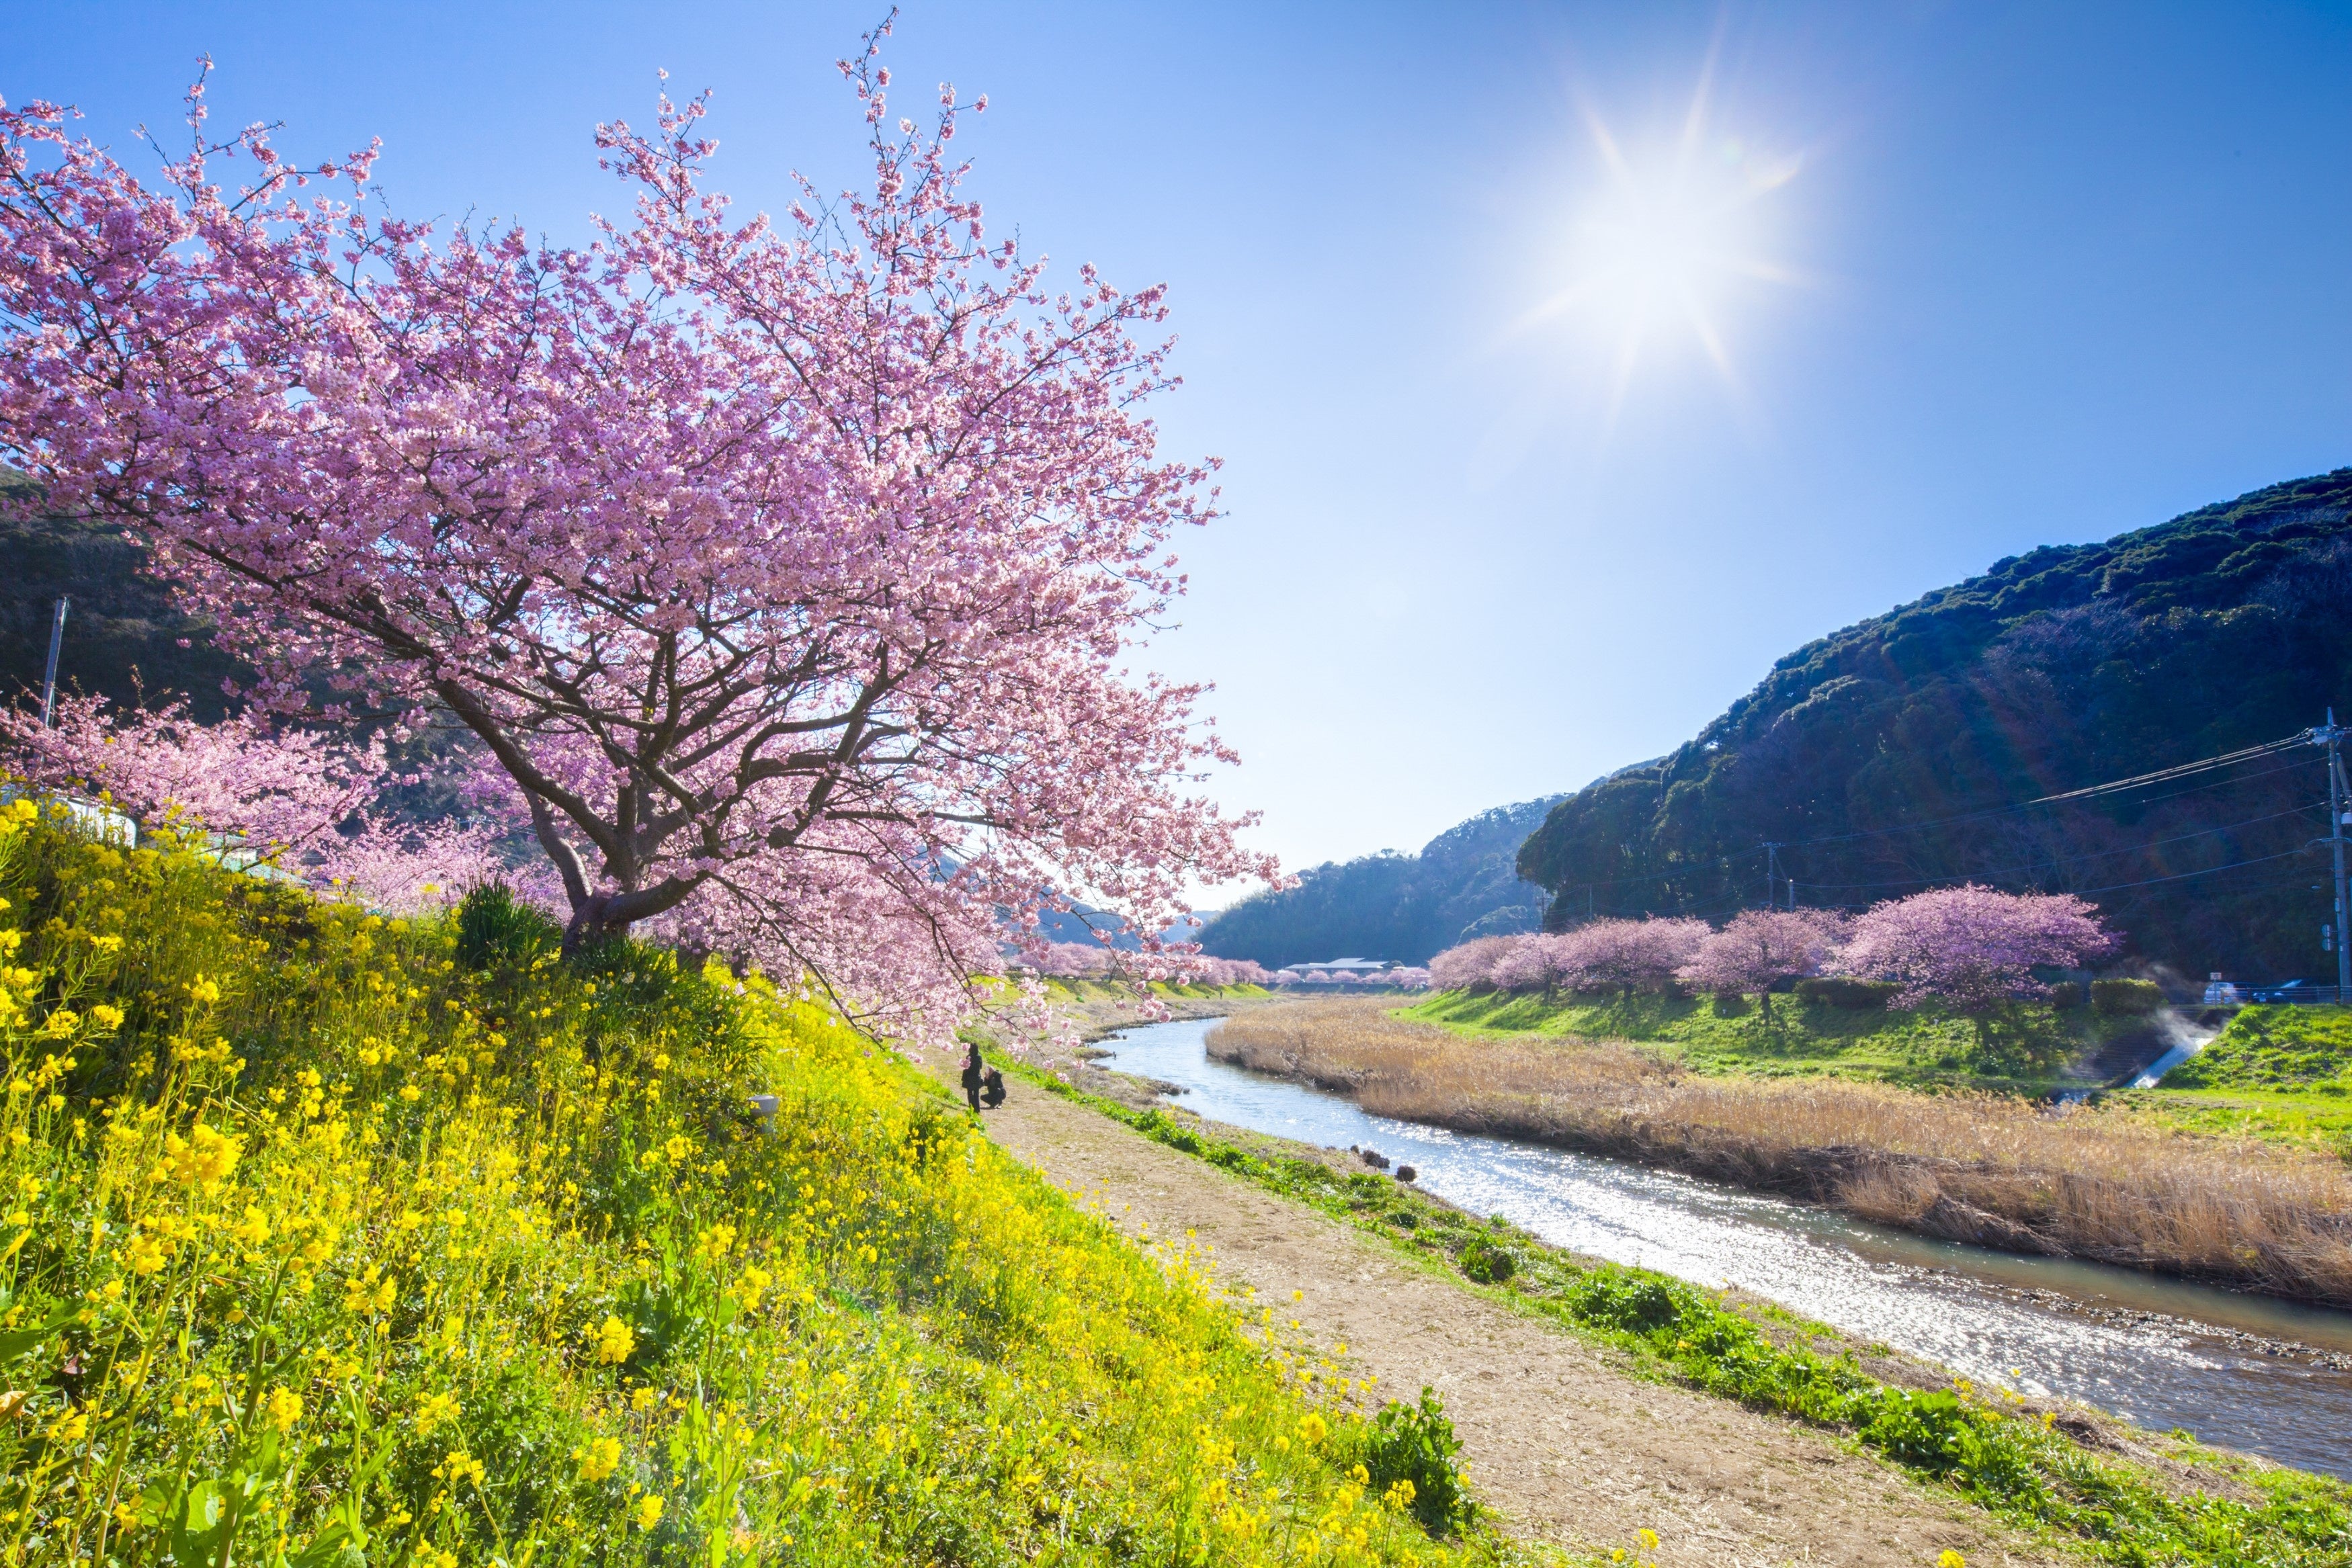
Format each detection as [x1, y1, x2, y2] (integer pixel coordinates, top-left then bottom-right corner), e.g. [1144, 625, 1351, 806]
[1091, 1016, 2352, 1479]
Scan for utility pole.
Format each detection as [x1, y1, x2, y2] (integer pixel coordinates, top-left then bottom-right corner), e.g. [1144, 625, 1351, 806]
[2322, 711, 2352, 1002]
[38, 596, 67, 728]
[1761, 842, 1783, 910]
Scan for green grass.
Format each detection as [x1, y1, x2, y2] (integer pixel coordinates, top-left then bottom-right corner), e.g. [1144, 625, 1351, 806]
[2110, 1006, 2352, 1156]
[1402, 989, 2167, 1093]
[999, 1053, 2352, 1568]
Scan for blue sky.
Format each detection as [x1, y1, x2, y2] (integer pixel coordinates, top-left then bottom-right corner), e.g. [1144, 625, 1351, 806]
[7, 3, 2349, 897]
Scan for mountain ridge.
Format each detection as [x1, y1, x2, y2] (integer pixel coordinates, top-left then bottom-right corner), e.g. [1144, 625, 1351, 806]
[1517, 468, 2352, 982]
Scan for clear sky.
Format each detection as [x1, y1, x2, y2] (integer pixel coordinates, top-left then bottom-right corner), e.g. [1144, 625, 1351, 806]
[7, 2, 2349, 900]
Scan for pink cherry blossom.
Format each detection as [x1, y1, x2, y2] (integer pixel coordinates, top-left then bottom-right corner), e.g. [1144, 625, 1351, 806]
[1676, 908, 1849, 1019]
[1835, 884, 2114, 1012]
[0, 46, 1277, 1041]
[0, 695, 507, 914]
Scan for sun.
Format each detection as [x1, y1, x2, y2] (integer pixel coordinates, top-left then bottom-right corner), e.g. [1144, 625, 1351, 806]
[1527, 75, 1802, 410]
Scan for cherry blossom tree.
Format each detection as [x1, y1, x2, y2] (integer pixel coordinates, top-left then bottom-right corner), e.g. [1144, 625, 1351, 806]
[0, 40, 1275, 1036]
[1490, 933, 1572, 994]
[1428, 935, 1521, 991]
[1550, 917, 1710, 996]
[1835, 885, 2114, 1012]
[1677, 908, 1849, 1020]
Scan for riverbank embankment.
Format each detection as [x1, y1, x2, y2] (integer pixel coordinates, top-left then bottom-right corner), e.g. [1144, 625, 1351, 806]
[950, 1046, 2068, 1568]
[1209, 1000, 2352, 1306]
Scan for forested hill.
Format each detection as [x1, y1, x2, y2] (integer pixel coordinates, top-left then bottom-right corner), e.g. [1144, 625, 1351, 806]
[1200, 795, 1563, 967]
[0, 472, 247, 717]
[1517, 469, 2352, 984]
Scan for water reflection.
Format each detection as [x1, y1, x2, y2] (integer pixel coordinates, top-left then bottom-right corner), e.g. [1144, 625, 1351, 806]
[1093, 1017, 2352, 1480]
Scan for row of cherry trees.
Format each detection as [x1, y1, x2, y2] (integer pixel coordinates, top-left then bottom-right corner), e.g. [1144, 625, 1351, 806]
[1267, 965, 1433, 990]
[0, 39, 1282, 1039]
[1430, 886, 2117, 1014]
[1022, 941, 1272, 988]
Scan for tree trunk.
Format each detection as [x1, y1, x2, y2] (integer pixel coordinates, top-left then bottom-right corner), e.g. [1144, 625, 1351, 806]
[560, 892, 630, 957]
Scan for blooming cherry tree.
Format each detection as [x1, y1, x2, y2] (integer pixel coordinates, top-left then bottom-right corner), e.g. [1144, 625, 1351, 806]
[1836, 885, 2114, 1012]
[1428, 935, 1521, 991]
[1553, 917, 1710, 995]
[0, 41, 1275, 1035]
[1677, 908, 1849, 1020]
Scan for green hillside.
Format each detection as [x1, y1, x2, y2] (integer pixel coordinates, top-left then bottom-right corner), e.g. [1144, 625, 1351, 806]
[0, 806, 1482, 1567]
[1518, 470, 2352, 982]
[1201, 795, 1563, 967]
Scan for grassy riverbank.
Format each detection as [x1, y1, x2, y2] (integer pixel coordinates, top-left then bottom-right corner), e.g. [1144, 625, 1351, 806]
[996, 1049, 2352, 1568]
[1210, 1000, 2352, 1305]
[0, 807, 1502, 1567]
[1409, 988, 2352, 1159]
[1406, 987, 2177, 1093]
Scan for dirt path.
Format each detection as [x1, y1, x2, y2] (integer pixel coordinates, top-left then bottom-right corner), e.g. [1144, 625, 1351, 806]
[972, 1076, 2059, 1568]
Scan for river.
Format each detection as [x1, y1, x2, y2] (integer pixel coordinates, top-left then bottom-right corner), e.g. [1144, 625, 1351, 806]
[1091, 1016, 2352, 1480]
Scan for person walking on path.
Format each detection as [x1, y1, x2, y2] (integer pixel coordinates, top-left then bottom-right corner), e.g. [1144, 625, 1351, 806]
[960, 1041, 986, 1113]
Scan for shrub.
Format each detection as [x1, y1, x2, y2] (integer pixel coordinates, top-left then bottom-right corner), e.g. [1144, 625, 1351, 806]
[1456, 1234, 1517, 1284]
[455, 880, 561, 973]
[1794, 977, 1900, 1010]
[1861, 1389, 1976, 1475]
[1357, 1388, 1475, 1536]
[1564, 1266, 1691, 1334]
[2091, 977, 2166, 1016]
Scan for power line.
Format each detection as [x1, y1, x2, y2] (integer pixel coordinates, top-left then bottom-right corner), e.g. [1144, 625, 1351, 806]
[1769, 734, 2310, 852]
[1550, 739, 2315, 900]
[1786, 802, 2325, 895]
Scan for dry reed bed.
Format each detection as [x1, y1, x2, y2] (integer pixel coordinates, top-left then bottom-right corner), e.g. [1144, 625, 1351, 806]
[1206, 1000, 2352, 1306]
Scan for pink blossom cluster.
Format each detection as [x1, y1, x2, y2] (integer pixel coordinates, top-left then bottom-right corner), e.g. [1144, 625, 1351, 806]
[1192, 955, 1273, 987]
[1439, 918, 1710, 996]
[0, 695, 508, 916]
[1429, 887, 2116, 1012]
[0, 44, 1282, 1042]
[1834, 884, 2114, 1012]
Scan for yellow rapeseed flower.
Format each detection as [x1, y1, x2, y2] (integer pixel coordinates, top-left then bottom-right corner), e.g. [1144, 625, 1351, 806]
[635, 1493, 665, 1531]
[594, 1315, 635, 1366]
[579, 1436, 622, 1482]
[732, 1266, 773, 1312]
[1296, 1412, 1328, 1446]
[265, 1387, 303, 1433]
[164, 1122, 241, 1187]
[415, 1391, 459, 1436]
[1939, 1554, 1967, 1568]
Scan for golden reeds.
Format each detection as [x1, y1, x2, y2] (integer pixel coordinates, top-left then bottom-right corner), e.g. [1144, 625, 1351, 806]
[1208, 1000, 2352, 1304]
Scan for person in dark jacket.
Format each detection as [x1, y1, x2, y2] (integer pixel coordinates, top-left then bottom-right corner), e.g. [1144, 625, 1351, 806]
[960, 1042, 985, 1113]
[980, 1066, 1007, 1109]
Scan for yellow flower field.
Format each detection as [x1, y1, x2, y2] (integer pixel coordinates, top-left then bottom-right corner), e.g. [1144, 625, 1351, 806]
[0, 801, 1501, 1567]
